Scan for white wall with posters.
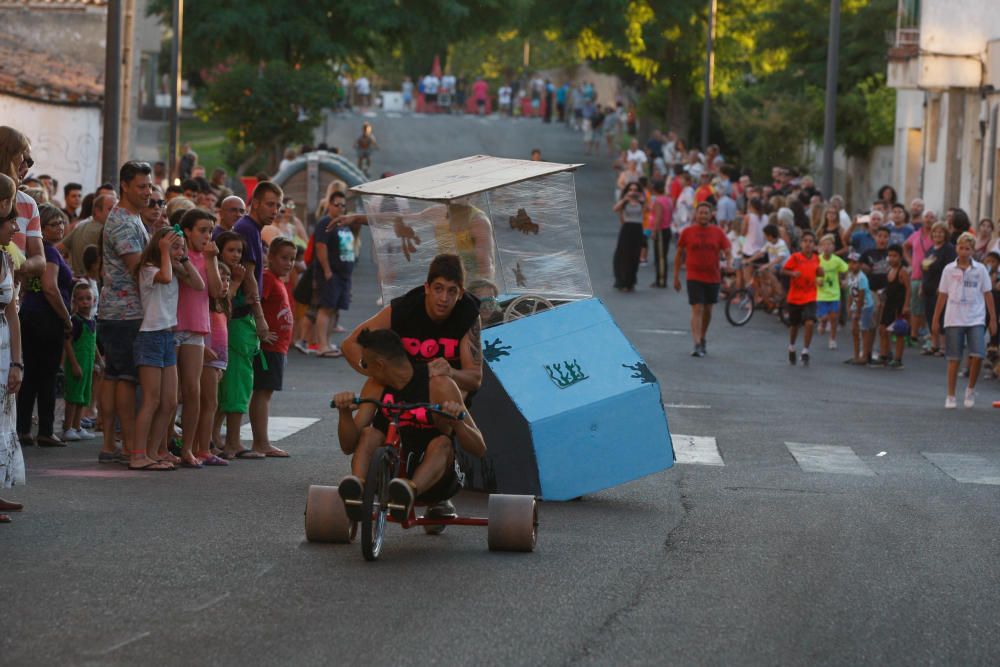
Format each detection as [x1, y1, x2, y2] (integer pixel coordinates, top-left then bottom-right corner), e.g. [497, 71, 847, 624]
[0, 95, 102, 191]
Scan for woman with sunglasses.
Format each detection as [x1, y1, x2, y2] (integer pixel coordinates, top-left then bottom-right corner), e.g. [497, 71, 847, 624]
[18, 205, 73, 447]
[0, 126, 44, 278]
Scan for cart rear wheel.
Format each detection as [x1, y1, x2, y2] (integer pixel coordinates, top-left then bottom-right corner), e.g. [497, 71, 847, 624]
[503, 295, 554, 322]
[305, 485, 355, 543]
[488, 494, 537, 552]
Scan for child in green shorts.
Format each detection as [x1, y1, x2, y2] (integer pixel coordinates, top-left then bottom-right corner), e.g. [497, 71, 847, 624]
[62, 282, 100, 441]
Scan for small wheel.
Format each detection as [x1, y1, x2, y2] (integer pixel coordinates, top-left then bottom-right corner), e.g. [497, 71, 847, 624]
[423, 524, 446, 536]
[724, 288, 754, 326]
[503, 295, 554, 322]
[305, 485, 355, 543]
[361, 447, 394, 561]
[488, 494, 537, 552]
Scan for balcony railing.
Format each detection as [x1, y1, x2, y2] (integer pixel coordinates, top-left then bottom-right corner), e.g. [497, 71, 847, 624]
[888, 0, 920, 58]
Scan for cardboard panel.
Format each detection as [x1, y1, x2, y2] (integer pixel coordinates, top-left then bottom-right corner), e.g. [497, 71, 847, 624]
[461, 365, 541, 496]
[531, 384, 673, 500]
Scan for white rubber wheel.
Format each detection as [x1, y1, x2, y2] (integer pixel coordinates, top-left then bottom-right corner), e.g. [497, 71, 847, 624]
[487, 494, 538, 552]
[305, 485, 355, 543]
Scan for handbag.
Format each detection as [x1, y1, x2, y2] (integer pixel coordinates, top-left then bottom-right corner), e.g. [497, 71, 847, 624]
[293, 263, 314, 305]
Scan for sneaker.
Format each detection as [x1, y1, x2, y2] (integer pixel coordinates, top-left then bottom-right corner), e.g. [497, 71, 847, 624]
[801, 351, 810, 367]
[61, 428, 81, 442]
[387, 478, 416, 522]
[337, 475, 365, 522]
[293, 340, 310, 355]
[959, 367, 969, 378]
[828, 339, 837, 350]
[691, 345, 704, 358]
[77, 428, 98, 440]
[964, 388, 976, 408]
[788, 350, 797, 365]
[887, 360, 904, 369]
[945, 395, 957, 409]
[424, 499, 457, 519]
[80, 417, 96, 429]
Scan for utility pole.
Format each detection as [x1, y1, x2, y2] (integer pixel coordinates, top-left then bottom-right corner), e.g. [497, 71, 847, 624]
[101, 0, 122, 186]
[168, 0, 183, 184]
[821, 0, 841, 199]
[119, 0, 136, 168]
[700, 0, 717, 150]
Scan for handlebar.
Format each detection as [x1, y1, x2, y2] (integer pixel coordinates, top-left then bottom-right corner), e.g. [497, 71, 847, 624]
[330, 396, 465, 421]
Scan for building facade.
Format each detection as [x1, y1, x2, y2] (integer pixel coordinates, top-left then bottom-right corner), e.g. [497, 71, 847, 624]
[888, 0, 1000, 220]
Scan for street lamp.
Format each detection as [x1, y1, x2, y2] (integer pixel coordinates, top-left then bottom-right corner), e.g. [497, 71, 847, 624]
[821, 0, 841, 198]
[700, 0, 717, 151]
[168, 0, 184, 184]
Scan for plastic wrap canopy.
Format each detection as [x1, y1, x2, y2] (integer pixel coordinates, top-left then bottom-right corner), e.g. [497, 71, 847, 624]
[353, 156, 592, 303]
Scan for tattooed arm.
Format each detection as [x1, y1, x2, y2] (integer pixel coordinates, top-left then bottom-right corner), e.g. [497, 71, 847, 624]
[450, 316, 483, 393]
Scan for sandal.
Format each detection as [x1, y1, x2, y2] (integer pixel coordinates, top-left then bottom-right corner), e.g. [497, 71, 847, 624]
[128, 461, 175, 471]
[317, 348, 343, 358]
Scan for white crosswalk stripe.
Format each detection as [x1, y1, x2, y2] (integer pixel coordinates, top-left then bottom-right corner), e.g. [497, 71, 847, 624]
[234, 417, 319, 443]
[922, 453, 1000, 485]
[785, 442, 876, 477]
[672, 434, 724, 466]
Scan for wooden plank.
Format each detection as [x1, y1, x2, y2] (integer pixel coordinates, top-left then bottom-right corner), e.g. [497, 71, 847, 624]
[350, 155, 583, 202]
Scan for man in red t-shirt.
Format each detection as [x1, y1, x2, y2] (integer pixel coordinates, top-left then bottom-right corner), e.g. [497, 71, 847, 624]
[781, 230, 824, 366]
[674, 202, 732, 357]
[250, 238, 297, 457]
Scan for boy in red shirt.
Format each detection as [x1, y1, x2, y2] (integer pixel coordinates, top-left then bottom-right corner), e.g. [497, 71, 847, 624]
[673, 202, 732, 357]
[250, 238, 297, 457]
[781, 230, 824, 366]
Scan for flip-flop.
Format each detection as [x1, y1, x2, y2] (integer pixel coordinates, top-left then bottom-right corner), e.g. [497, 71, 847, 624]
[264, 449, 290, 458]
[0, 514, 10, 523]
[317, 349, 343, 358]
[180, 460, 203, 469]
[200, 455, 229, 466]
[234, 450, 266, 460]
[128, 461, 175, 471]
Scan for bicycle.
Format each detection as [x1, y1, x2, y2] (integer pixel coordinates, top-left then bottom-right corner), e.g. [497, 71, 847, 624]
[725, 266, 790, 327]
[305, 397, 538, 562]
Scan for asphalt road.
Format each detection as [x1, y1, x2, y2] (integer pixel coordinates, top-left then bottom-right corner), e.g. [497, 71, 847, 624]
[5, 109, 1000, 666]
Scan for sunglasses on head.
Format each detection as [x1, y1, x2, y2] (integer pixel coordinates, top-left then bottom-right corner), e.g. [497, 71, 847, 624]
[22, 156, 34, 169]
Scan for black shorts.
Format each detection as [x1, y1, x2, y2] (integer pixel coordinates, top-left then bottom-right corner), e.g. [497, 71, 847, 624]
[787, 302, 817, 326]
[424, 93, 437, 104]
[316, 272, 351, 311]
[686, 280, 720, 305]
[253, 350, 286, 391]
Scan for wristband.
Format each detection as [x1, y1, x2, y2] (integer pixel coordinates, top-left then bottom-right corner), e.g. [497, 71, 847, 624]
[10, 362, 23, 370]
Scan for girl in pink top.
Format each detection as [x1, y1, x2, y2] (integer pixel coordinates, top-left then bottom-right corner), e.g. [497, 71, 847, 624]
[175, 209, 223, 468]
[197, 262, 230, 464]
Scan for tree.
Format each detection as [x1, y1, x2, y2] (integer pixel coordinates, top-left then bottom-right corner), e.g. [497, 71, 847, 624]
[198, 62, 338, 174]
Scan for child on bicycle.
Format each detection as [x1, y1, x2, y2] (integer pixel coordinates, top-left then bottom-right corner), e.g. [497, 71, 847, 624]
[745, 224, 788, 307]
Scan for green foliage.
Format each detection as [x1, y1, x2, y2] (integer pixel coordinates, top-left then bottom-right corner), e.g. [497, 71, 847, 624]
[717, 88, 815, 179]
[196, 62, 338, 173]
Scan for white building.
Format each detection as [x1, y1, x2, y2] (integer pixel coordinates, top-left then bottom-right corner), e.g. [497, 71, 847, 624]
[888, 0, 1000, 221]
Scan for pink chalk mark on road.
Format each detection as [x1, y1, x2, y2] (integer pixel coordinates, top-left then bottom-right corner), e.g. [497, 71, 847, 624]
[35, 468, 132, 478]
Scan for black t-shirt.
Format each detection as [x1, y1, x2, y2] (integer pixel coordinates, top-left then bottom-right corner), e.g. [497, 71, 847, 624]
[312, 215, 354, 279]
[390, 285, 479, 369]
[922, 243, 957, 293]
[861, 247, 890, 291]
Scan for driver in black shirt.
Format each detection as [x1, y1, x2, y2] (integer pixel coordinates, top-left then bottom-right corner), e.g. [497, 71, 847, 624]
[342, 253, 483, 395]
[332, 328, 485, 522]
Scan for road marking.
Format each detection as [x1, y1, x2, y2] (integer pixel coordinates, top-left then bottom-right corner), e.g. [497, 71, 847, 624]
[232, 417, 319, 442]
[785, 442, 876, 477]
[672, 434, 724, 466]
[636, 328, 687, 335]
[664, 403, 712, 410]
[186, 592, 231, 613]
[922, 453, 1000, 485]
[87, 631, 151, 656]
